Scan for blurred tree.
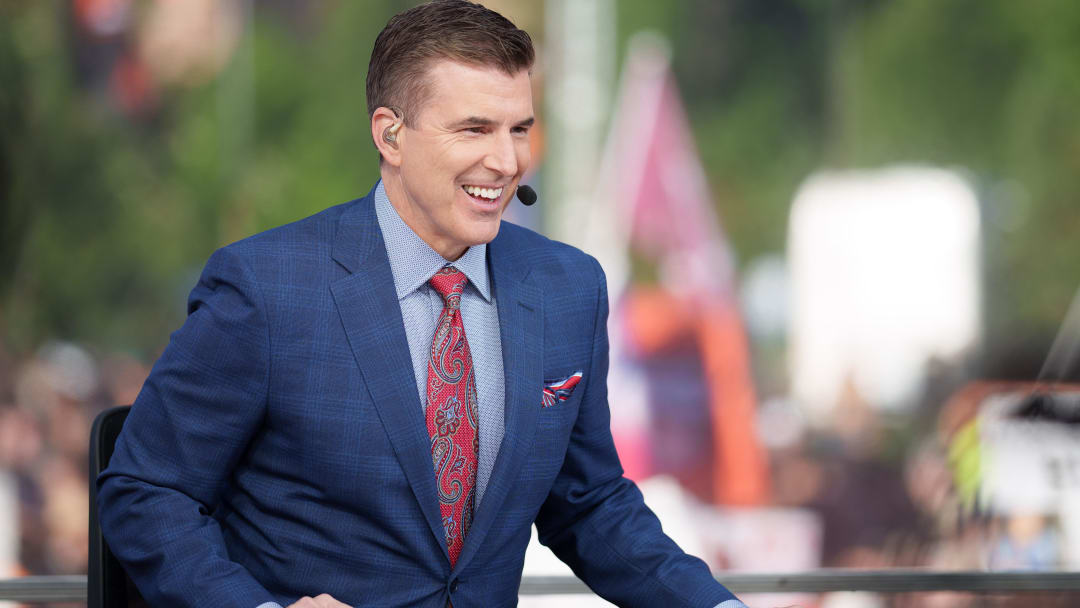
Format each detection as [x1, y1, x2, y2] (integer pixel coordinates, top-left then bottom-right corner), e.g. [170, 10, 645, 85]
[0, 1, 405, 358]
[0, 3, 31, 300]
[837, 0, 1080, 347]
[620, 0, 1080, 360]
[3, 0, 1080, 366]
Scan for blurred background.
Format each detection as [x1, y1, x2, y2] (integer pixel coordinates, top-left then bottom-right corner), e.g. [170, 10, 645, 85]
[3, 1, 1080, 606]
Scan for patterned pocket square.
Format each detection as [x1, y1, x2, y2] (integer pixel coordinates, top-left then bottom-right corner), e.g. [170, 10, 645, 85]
[542, 371, 583, 408]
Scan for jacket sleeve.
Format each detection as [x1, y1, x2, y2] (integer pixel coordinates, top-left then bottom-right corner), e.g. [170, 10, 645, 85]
[97, 245, 279, 607]
[533, 256, 742, 608]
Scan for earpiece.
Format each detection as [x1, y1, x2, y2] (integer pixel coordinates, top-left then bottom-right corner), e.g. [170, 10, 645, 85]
[381, 106, 405, 145]
[383, 121, 402, 143]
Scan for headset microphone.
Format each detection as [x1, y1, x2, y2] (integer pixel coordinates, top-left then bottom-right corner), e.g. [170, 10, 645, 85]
[516, 184, 538, 206]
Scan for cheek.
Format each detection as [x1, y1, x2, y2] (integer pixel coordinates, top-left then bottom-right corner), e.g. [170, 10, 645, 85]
[441, 148, 485, 181]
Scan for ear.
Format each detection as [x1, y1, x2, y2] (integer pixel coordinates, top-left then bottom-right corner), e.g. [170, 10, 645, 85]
[371, 106, 404, 166]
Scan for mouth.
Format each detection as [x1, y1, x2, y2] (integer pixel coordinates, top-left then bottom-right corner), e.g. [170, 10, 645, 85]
[462, 184, 504, 205]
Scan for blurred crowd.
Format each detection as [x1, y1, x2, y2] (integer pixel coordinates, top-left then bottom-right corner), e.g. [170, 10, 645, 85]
[0, 340, 148, 580]
[734, 375, 1076, 608]
[1, 337, 1078, 608]
[600, 304, 1079, 608]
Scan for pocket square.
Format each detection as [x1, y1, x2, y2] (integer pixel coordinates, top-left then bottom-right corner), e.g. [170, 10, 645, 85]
[542, 371, 583, 408]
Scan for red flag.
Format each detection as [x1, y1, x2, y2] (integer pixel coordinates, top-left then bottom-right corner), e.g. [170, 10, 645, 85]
[597, 34, 769, 505]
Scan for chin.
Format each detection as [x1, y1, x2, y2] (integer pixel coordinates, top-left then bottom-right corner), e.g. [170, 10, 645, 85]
[463, 220, 503, 247]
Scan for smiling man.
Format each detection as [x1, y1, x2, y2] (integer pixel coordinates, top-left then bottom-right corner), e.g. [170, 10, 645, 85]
[97, 1, 746, 607]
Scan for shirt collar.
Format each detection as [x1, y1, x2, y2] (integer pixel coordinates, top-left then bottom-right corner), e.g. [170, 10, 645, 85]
[374, 180, 491, 302]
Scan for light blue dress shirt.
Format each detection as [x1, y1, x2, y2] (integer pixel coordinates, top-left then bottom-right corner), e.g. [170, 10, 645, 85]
[372, 180, 505, 509]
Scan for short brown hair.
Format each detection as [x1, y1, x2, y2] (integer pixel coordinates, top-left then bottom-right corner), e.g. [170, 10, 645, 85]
[366, 0, 535, 126]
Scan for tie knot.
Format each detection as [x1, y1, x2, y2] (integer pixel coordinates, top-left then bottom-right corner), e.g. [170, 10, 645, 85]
[429, 266, 468, 308]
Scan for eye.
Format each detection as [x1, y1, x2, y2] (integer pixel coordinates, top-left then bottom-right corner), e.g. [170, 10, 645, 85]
[463, 126, 486, 134]
[512, 126, 530, 136]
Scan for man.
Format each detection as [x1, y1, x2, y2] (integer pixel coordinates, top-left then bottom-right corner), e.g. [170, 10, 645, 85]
[98, 1, 747, 607]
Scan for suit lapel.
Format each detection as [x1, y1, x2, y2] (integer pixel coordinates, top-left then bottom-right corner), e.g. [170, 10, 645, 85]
[329, 195, 448, 561]
[454, 227, 543, 573]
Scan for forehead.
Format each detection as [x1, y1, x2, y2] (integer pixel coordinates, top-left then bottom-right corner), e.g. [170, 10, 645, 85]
[415, 59, 533, 123]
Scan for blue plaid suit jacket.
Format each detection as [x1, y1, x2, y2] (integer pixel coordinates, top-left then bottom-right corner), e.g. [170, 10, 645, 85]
[97, 187, 738, 607]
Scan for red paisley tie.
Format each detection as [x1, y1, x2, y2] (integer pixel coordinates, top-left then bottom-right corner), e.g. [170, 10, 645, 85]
[425, 266, 478, 566]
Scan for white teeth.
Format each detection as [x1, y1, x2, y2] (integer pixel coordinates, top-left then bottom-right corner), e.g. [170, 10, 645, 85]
[464, 186, 503, 200]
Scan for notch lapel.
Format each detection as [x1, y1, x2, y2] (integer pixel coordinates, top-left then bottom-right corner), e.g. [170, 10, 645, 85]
[329, 196, 448, 561]
[454, 228, 543, 573]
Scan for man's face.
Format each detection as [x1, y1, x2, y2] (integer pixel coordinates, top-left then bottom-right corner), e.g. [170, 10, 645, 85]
[390, 60, 534, 260]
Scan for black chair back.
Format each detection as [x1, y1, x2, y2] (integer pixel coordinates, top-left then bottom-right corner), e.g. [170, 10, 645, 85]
[88, 405, 146, 608]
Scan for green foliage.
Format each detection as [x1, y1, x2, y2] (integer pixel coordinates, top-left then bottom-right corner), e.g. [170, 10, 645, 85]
[639, 0, 1080, 351]
[665, 0, 837, 263]
[836, 0, 1080, 342]
[3, 0, 1080, 362]
[0, 1, 402, 357]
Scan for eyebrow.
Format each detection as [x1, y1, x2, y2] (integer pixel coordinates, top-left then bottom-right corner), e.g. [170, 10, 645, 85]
[447, 116, 536, 129]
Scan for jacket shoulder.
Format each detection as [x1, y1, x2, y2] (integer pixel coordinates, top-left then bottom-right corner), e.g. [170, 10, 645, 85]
[495, 221, 604, 283]
[223, 198, 359, 259]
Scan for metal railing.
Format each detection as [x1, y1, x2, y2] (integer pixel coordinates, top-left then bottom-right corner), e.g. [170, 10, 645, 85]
[519, 570, 1080, 594]
[3, 571, 1080, 603]
[0, 576, 87, 603]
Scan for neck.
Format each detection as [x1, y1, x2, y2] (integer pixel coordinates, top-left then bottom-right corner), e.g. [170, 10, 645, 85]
[379, 166, 467, 261]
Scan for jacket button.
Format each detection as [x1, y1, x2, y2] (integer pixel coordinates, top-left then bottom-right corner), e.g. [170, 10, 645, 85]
[450, 579, 459, 593]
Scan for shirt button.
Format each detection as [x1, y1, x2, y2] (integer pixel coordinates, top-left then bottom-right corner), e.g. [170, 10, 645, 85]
[450, 579, 459, 593]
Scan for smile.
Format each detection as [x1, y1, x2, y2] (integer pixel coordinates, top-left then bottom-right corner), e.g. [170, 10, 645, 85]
[462, 185, 503, 202]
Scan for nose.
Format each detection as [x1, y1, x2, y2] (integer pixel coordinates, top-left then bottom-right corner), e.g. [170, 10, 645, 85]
[482, 131, 522, 177]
